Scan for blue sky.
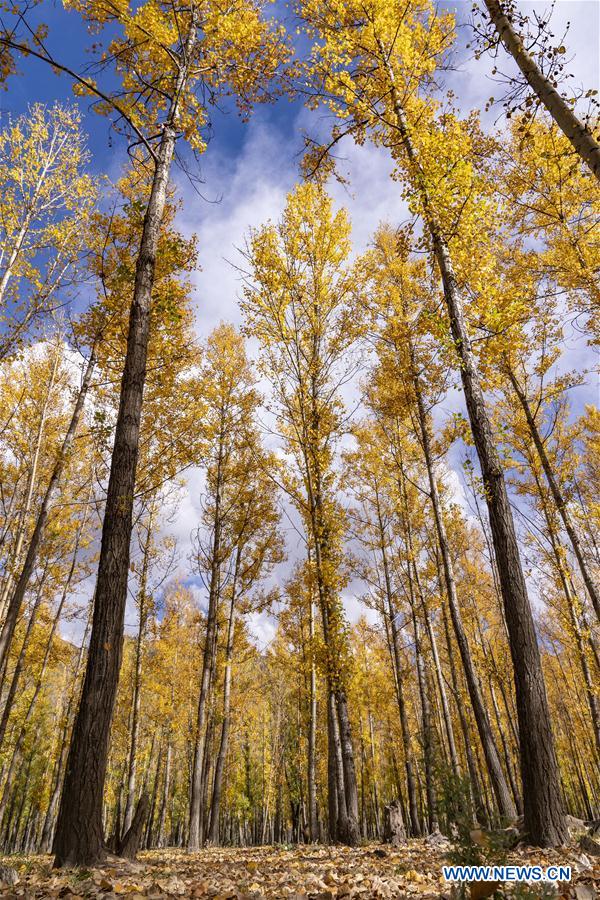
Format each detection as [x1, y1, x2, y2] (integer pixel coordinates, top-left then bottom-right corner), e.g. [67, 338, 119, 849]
[3, 0, 598, 642]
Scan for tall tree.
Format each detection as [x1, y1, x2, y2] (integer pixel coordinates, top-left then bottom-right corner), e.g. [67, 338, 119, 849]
[0, 103, 96, 359]
[242, 182, 362, 845]
[189, 323, 282, 848]
[0, 0, 292, 866]
[476, 0, 600, 180]
[299, 0, 566, 845]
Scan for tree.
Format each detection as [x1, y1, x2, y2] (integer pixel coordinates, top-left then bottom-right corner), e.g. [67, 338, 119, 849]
[0, 103, 96, 359]
[189, 323, 282, 849]
[299, 0, 566, 845]
[0, 0, 291, 866]
[476, 0, 600, 181]
[360, 226, 517, 821]
[242, 182, 362, 845]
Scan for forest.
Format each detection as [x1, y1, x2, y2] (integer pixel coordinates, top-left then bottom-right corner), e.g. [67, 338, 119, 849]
[0, 0, 599, 896]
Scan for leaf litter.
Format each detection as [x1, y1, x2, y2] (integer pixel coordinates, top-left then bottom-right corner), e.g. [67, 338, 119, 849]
[0, 841, 597, 899]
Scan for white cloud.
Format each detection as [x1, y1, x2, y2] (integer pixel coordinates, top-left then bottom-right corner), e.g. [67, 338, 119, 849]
[160, 6, 599, 633]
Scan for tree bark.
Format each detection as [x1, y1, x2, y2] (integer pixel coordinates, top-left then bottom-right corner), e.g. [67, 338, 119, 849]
[40, 605, 93, 853]
[383, 799, 407, 845]
[189, 446, 223, 850]
[412, 607, 438, 833]
[335, 686, 361, 844]
[0, 344, 96, 674]
[506, 363, 600, 624]
[207, 591, 236, 844]
[482, 0, 600, 181]
[379, 520, 422, 836]
[0, 344, 60, 630]
[407, 351, 517, 819]
[118, 794, 149, 860]
[52, 101, 183, 868]
[123, 505, 155, 834]
[377, 47, 566, 846]
[307, 581, 318, 842]
[532, 465, 600, 758]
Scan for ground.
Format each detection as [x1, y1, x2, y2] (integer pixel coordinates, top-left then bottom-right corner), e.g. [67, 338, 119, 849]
[0, 842, 598, 899]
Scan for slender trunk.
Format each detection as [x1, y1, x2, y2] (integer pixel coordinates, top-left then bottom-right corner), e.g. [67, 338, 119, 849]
[482, 0, 600, 181]
[0, 575, 47, 823]
[408, 355, 516, 819]
[488, 680, 522, 813]
[207, 590, 235, 844]
[440, 596, 484, 826]
[336, 686, 361, 843]
[421, 596, 460, 781]
[0, 134, 63, 308]
[0, 345, 95, 673]
[123, 505, 154, 834]
[329, 685, 347, 841]
[533, 470, 600, 758]
[382, 538, 421, 835]
[0, 488, 90, 752]
[0, 345, 60, 629]
[189, 432, 224, 850]
[157, 734, 172, 848]
[327, 688, 339, 842]
[412, 607, 438, 832]
[40, 606, 93, 853]
[507, 363, 600, 623]
[378, 46, 565, 845]
[52, 37, 194, 860]
[367, 710, 381, 836]
[307, 583, 318, 842]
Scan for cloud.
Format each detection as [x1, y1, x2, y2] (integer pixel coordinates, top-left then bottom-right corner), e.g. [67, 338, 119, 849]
[163, 10, 598, 636]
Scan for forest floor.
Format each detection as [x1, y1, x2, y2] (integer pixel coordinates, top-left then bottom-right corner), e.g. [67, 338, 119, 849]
[0, 841, 598, 899]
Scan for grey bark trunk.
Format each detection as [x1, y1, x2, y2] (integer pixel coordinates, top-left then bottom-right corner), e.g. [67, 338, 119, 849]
[483, 0, 600, 181]
[52, 116, 180, 867]
[207, 591, 236, 844]
[408, 350, 516, 819]
[378, 49, 566, 845]
[380, 523, 421, 836]
[0, 344, 95, 674]
[307, 585, 318, 841]
[506, 364, 600, 624]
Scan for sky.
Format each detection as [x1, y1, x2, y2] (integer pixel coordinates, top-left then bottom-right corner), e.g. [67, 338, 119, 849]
[2, 0, 599, 645]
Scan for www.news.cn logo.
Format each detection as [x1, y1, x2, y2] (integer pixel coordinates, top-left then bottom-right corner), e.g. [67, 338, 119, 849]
[442, 865, 572, 883]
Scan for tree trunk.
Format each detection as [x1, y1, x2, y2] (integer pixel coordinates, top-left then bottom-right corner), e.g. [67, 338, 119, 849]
[0, 488, 90, 750]
[0, 344, 96, 675]
[533, 466, 600, 758]
[482, 0, 600, 181]
[440, 595, 484, 826]
[52, 102, 183, 868]
[118, 794, 149, 860]
[506, 363, 600, 624]
[381, 529, 421, 836]
[307, 583, 318, 842]
[420, 591, 461, 781]
[0, 344, 60, 631]
[207, 592, 235, 844]
[123, 506, 154, 834]
[327, 688, 339, 842]
[408, 352, 516, 819]
[412, 607, 438, 833]
[378, 48, 566, 846]
[0, 575, 47, 824]
[156, 734, 172, 848]
[40, 605, 93, 853]
[335, 687, 361, 844]
[383, 799, 407, 846]
[189, 432, 224, 850]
